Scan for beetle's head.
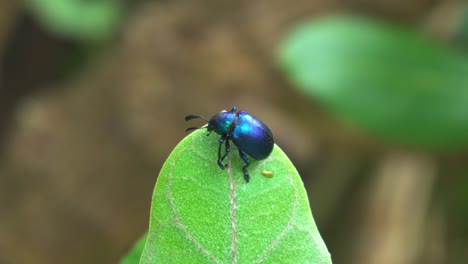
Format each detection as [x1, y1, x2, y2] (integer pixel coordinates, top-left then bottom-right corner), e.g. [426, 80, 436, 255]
[185, 107, 237, 136]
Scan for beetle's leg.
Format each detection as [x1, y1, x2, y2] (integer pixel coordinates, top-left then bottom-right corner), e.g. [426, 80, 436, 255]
[238, 149, 251, 182]
[217, 135, 227, 170]
[220, 138, 231, 168]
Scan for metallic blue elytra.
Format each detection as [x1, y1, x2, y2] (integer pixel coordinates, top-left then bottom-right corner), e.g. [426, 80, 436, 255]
[185, 107, 274, 182]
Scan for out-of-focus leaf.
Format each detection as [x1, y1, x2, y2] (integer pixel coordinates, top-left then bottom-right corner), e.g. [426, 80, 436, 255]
[279, 15, 468, 149]
[120, 233, 147, 264]
[456, 5, 468, 47]
[139, 129, 331, 263]
[25, 0, 122, 41]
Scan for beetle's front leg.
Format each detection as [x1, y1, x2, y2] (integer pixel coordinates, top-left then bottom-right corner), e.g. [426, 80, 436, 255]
[217, 135, 227, 170]
[220, 138, 231, 168]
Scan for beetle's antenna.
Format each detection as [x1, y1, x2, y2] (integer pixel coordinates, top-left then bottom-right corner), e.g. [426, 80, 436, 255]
[185, 114, 209, 132]
[185, 126, 205, 132]
[185, 114, 209, 122]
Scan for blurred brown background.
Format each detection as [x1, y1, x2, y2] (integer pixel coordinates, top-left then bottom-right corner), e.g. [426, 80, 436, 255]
[1, 0, 467, 263]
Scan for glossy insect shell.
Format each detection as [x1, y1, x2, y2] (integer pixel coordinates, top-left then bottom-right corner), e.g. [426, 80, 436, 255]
[208, 109, 274, 160]
[207, 111, 236, 135]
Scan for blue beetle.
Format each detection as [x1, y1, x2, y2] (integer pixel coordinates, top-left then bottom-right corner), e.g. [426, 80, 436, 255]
[185, 106, 274, 182]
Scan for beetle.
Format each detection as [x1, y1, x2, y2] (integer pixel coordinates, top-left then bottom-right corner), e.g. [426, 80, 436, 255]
[185, 106, 274, 182]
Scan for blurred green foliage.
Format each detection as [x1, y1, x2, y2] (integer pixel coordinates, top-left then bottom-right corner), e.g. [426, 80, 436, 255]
[457, 5, 468, 47]
[279, 15, 468, 150]
[120, 233, 147, 264]
[24, 0, 123, 41]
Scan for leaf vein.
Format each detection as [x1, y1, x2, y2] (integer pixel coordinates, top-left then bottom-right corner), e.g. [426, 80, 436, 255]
[228, 155, 238, 264]
[167, 154, 221, 264]
[254, 160, 299, 263]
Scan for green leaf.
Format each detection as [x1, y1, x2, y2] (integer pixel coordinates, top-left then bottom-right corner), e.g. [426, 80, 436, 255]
[455, 5, 468, 47]
[121, 233, 148, 264]
[139, 129, 331, 263]
[279, 15, 468, 149]
[24, 0, 122, 41]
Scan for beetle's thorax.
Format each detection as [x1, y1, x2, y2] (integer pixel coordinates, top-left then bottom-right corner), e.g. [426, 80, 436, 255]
[208, 110, 238, 135]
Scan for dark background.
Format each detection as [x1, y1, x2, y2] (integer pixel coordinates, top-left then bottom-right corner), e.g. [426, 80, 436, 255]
[1, 0, 467, 263]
